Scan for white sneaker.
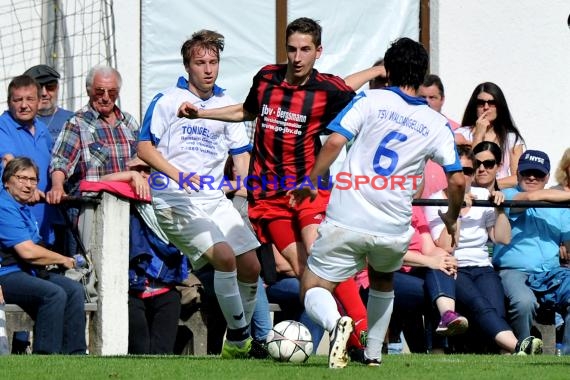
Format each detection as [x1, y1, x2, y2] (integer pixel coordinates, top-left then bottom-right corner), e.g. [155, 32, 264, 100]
[328, 316, 354, 369]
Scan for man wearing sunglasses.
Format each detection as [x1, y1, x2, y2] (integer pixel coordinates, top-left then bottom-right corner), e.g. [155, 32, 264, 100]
[493, 150, 570, 355]
[47, 65, 139, 201]
[23, 65, 73, 142]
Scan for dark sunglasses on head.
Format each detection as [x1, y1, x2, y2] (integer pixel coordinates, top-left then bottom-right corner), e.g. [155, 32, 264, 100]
[462, 167, 475, 176]
[475, 159, 497, 169]
[476, 99, 496, 107]
[520, 169, 547, 179]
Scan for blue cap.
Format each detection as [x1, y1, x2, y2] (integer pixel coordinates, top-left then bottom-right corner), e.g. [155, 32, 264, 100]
[518, 150, 550, 175]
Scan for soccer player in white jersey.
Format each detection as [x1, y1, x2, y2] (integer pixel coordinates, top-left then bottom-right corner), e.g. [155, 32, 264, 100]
[137, 30, 261, 358]
[289, 37, 466, 368]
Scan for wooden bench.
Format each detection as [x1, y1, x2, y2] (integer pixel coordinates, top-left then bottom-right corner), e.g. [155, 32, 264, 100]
[4, 303, 98, 353]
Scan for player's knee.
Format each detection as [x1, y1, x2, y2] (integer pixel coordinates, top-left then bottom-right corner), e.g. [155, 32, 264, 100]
[237, 250, 261, 280]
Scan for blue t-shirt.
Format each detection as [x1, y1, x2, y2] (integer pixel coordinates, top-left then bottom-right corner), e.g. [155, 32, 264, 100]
[493, 186, 570, 273]
[37, 107, 74, 142]
[0, 189, 42, 276]
[0, 111, 56, 243]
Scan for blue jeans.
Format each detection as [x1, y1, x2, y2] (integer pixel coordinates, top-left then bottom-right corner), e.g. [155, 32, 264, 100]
[251, 277, 272, 341]
[393, 268, 455, 351]
[266, 276, 324, 349]
[0, 270, 86, 354]
[456, 266, 511, 340]
[498, 269, 538, 340]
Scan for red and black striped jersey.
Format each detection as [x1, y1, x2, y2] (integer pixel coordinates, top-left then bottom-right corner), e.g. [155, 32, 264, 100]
[243, 64, 355, 199]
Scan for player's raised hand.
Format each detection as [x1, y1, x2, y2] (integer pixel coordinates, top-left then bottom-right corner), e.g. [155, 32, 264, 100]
[178, 102, 200, 119]
[287, 187, 317, 207]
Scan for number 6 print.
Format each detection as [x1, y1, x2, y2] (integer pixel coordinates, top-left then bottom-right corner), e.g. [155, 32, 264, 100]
[372, 131, 408, 176]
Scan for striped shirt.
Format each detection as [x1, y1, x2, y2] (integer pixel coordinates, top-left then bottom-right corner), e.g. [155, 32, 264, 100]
[50, 103, 139, 194]
[243, 64, 355, 199]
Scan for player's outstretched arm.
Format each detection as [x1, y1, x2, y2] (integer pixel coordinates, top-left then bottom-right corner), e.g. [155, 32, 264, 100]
[344, 65, 386, 91]
[178, 102, 255, 123]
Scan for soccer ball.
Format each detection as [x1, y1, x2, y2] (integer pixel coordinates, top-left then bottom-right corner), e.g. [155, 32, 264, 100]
[266, 320, 313, 363]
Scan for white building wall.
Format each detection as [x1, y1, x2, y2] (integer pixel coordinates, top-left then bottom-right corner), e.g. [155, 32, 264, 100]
[431, 0, 570, 183]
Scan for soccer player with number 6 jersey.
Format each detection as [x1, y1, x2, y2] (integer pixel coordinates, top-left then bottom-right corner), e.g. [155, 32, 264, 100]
[289, 37, 466, 368]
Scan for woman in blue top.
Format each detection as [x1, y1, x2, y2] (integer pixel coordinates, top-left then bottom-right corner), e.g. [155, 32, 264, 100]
[0, 157, 85, 354]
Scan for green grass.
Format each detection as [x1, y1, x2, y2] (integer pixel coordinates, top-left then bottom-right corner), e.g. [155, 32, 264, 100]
[1, 354, 569, 380]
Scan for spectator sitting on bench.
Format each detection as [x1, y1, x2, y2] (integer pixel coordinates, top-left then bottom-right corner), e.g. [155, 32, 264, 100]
[0, 157, 86, 354]
[493, 150, 570, 355]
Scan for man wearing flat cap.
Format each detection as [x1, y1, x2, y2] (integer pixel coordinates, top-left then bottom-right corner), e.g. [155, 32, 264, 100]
[493, 149, 570, 355]
[23, 64, 73, 142]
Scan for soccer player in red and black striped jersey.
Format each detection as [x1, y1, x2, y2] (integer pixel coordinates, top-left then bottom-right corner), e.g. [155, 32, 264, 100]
[178, 17, 384, 357]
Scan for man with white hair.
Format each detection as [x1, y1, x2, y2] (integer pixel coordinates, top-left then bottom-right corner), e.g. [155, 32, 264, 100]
[46, 65, 141, 201]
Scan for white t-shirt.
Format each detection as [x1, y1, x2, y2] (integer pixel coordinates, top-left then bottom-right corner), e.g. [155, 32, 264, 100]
[139, 77, 251, 208]
[455, 126, 521, 179]
[424, 187, 495, 267]
[324, 87, 461, 235]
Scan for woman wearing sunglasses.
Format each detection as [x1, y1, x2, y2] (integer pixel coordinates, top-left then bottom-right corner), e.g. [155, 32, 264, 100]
[455, 82, 525, 189]
[424, 145, 542, 355]
[472, 141, 503, 192]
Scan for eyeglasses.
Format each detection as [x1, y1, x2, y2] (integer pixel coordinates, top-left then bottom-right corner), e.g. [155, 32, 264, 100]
[476, 99, 496, 107]
[462, 167, 475, 176]
[520, 169, 547, 179]
[42, 82, 58, 92]
[475, 159, 497, 169]
[14, 174, 38, 185]
[94, 87, 119, 98]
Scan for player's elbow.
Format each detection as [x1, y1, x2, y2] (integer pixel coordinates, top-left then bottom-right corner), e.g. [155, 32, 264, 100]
[447, 171, 466, 192]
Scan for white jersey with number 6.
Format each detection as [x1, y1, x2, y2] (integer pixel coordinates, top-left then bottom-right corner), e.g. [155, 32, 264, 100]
[325, 87, 461, 235]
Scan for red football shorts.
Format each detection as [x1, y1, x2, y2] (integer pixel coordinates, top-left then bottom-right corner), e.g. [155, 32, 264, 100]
[249, 189, 330, 252]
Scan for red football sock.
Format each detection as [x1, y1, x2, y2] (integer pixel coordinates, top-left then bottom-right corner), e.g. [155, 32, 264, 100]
[334, 277, 368, 349]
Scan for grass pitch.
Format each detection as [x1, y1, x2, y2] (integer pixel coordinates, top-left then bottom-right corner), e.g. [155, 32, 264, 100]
[1, 354, 569, 380]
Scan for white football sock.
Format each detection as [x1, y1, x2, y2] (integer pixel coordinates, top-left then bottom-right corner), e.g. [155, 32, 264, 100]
[214, 270, 247, 330]
[304, 287, 341, 332]
[238, 279, 258, 325]
[365, 289, 394, 362]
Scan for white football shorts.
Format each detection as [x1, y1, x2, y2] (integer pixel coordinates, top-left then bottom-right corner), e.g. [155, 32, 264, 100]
[154, 197, 260, 270]
[307, 219, 414, 283]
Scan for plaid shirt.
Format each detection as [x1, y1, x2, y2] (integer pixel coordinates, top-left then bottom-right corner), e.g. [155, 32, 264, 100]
[50, 103, 139, 194]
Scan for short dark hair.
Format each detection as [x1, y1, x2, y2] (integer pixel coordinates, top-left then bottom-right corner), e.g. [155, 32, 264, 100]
[7, 75, 40, 103]
[369, 58, 387, 89]
[456, 144, 475, 165]
[181, 30, 225, 68]
[286, 17, 322, 47]
[422, 74, 444, 97]
[384, 37, 428, 89]
[2, 156, 39, 185]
